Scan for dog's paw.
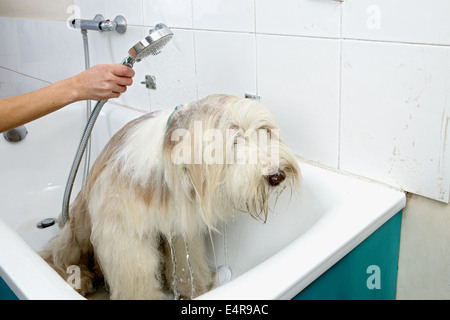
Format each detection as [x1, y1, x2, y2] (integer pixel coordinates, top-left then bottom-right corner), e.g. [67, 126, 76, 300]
[74, 268, 97, 297]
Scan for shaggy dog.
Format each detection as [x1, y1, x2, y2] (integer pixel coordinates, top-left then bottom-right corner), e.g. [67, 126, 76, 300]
[42, 94, 300, 299]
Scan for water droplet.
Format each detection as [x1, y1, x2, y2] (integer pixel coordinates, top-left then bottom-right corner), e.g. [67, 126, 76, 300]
[167, 233, 180, 300]
[183, 235, 195, 299]
[216, 265, 232, 285]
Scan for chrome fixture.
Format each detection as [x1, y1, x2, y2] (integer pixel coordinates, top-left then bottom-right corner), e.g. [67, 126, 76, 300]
[245, 93, 261, 100]
[3, 125, 27, 143]
[61, 23, 174, 227]
[70, 14, 127, 34]
[80, 28, 93, 186]
[122, 23, 173, 66]
[37, 218, 57, 229]
[141, 75, 157, 89]
[70, 14, 128, 186]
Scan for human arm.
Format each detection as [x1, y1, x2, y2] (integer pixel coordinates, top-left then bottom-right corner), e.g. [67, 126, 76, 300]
[0, 64, 135, 133]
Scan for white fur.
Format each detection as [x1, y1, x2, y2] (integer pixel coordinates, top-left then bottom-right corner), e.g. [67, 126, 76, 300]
[41, 94, 301, 299]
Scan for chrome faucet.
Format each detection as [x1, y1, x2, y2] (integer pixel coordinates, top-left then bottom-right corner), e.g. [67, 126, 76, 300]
[70, 14, 127, 34]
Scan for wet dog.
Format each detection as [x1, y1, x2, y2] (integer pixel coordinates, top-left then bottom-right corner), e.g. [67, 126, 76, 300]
[42, 94, 300, 299]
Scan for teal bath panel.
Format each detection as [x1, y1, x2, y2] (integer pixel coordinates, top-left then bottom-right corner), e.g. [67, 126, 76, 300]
[293, 211, 403, 300]
[0, 276, 18, 300]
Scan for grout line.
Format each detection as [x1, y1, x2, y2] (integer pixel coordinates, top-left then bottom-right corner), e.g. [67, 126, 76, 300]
[4, 16, 450, 49]
[108, 100, 148, 114]
[0, 66, 52, 85]
[151, 26, 450, 50]
[339, 36, 450, 48]
[191, 0, 199, 100]
[253, 0, 259, 96]
[337, 1, 343, 170]
[295, 155, 405, 194]
[4, 17, 449, 49]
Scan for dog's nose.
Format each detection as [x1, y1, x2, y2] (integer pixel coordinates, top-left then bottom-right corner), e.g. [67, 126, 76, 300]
[266, 169, 286, 186]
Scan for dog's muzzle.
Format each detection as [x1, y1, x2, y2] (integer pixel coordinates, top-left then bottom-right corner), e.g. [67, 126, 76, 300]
[265, 169, 286, 186]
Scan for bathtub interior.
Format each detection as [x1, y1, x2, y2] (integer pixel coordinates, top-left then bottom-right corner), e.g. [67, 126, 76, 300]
[1, 103, 86, 249]
[204, 177, 325, 282]
[0, 101, 405, 300]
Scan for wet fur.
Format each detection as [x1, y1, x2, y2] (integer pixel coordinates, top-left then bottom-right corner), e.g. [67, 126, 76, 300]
[41, 94, 300, 299]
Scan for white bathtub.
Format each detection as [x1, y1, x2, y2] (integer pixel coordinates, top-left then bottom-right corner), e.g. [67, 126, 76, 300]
[0, 102, 406, 300]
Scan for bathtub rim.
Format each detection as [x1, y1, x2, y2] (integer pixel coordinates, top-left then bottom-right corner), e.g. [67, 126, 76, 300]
[0, 161, 406, 300]
[197, 162, 406, 300]
[0, 219, 84, 300]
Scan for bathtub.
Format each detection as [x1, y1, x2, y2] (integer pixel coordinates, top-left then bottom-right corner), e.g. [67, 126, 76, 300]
[0, 101, 406, 300]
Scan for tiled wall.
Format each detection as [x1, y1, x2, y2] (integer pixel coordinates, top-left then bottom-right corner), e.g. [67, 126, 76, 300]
[0, 0, 73, 20]
[0, 17, 83, 88]
[1, 0, 450, 203]
[341, 1, 450, 203]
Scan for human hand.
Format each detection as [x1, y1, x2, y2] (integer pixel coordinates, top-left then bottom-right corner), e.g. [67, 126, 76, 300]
[71, 64, 135, 101]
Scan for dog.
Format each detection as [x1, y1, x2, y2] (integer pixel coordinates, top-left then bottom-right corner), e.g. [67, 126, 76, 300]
[42, 94, 301, 299]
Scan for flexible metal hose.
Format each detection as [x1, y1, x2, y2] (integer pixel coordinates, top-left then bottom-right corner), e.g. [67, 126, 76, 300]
[61, 99, 107, 226]
[61, 23, 173, 226]
[81, 29, 92, 186]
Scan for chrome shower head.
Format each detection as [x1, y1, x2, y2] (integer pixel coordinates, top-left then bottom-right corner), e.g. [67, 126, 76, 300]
[122, 23, 173, 67]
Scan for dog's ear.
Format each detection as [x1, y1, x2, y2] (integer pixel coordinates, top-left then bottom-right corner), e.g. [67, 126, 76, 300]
[185, 162, 224, 230]
[164, 124, 225, 230]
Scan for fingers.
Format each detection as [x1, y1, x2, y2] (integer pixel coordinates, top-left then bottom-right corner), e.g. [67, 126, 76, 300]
[112, 84, 128, 95]
[93, 65, 133, 99]
[111, 91, 121, 98]
[108, 65, 134, 97]
[74, 64, 136, 101]
[114, 74, 133, 87]
[110, 64, 135, 79]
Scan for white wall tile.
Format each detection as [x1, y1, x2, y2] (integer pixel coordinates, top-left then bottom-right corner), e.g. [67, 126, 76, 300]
[340, 40, 450, 202]
[83, 27, 110, 66]
[193, 0, 254, 33]
[0, 17, 42, 78]
[0, 17, 27, 73]
[74, 0, 144, 27]
[73, 0, 106, 20]
[0, 0, 73, 21]
[194, 30, 256, 99]
[0, 67, 48, 99]
[142, 0, 193, 29]
[256, 0, 341, 38]
[105, 0, 144, 26]
[342, 0, 450, 46]
[18, 18, 52, 80]
[0, 18, 84, 83]
[37, 20, 85, 83]
[257, 34, 340, 167]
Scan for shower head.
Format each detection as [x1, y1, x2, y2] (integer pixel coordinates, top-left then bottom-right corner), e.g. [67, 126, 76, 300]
[122, 23, 173, 67]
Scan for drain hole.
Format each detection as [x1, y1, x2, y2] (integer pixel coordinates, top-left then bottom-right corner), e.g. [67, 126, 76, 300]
[3, 125, 28, 143]
[37, 218, 57, 229]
